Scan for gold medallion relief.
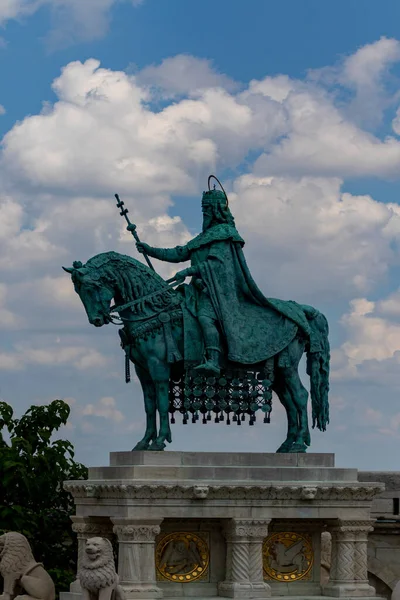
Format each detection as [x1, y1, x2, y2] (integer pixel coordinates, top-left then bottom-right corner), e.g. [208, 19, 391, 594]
[156, 532, 209, 582]
[263, 532, 313, 582]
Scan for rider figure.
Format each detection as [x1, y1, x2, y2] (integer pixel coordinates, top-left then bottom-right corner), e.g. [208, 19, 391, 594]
[134, 188, 313, 377]
[135, 189, 231, 376]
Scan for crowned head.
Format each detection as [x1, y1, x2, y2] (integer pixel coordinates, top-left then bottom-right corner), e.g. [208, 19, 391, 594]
[201, 188, 234, 230]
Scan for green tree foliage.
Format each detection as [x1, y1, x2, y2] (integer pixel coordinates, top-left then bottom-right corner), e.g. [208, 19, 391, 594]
[0, 400, 88, 595]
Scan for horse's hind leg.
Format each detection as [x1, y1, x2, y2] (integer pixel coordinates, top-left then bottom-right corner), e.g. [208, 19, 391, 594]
[273, 375, 299, 453]
[132, 364, 157, 451]
[275, 337, 310, 453]
[283, 366, 310, 453]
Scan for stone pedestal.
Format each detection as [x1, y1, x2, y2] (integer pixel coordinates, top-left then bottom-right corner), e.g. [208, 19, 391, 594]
[63, 452, 384, 600]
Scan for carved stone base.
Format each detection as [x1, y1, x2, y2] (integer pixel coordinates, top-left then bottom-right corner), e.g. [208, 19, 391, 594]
[120, 584, 163, 599]
[63, 452, 384, 600]
[323, 583, 376, 598]
[218, 581, 271, 598]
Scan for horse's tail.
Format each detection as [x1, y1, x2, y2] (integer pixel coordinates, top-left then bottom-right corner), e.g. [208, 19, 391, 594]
[303, 307, 330, 431]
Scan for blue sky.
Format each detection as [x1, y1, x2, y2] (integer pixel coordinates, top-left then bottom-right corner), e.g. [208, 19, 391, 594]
[2, 0, 400, 470]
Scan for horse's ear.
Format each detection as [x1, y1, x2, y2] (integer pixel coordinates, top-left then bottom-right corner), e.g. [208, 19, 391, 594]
[62, 266, 74, 274]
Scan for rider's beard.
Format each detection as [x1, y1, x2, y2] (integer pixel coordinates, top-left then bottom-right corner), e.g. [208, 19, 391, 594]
[202, 210, 214, 231]
[202, 217, 212, 231]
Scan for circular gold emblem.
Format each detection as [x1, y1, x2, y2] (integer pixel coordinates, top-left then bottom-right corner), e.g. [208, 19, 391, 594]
[156, 532, 209, 582]
[263, 532, 313, 582]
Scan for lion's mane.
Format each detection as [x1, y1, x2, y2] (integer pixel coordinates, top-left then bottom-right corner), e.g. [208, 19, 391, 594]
[79, 538, 117, 593]
[0, 532, 36, 579]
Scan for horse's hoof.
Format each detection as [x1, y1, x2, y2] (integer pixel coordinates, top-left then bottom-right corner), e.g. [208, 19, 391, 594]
[291, 443, 307, 453]
[148, 441, 166, 451]
[276, 443, 293, 453]
[132, 441, 150, 451]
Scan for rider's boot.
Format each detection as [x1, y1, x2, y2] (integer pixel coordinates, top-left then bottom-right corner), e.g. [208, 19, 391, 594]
[194, 347, 221, 376]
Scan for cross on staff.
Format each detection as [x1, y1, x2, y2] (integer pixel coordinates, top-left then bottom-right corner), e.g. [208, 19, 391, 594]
[114, 193, 155, 272]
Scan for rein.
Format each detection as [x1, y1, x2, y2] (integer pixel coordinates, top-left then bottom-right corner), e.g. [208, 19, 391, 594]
[109, 282, 178, 317]
[108, 281, 179, 325]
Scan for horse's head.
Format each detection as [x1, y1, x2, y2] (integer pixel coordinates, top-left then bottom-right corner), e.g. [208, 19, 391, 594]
[63, 259, 114, 327]
[63, 251, 168, 328]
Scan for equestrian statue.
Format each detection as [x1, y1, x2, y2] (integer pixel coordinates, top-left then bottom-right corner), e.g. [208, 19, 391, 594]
[63, 176, 330, 453]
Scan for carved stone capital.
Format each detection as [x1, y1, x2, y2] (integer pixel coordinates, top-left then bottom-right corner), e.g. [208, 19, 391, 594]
[224, 519, 271, 541]
[329, 519, 374, 542]
[112, 518, 162, 543]
[71, 516, 113, 538]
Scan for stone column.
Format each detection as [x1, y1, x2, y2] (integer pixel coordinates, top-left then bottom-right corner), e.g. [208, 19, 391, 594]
[218, 519, 271, 599]
[112, 518, 163, 600]
[70, 516, 114, 594]
[323, 520, 375, 598]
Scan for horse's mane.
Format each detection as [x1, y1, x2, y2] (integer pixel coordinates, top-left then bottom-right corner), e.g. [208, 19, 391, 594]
[84, 251, 169, 312]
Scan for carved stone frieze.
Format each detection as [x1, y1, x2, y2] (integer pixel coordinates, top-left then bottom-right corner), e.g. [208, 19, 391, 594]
[64, 481, 384, 502]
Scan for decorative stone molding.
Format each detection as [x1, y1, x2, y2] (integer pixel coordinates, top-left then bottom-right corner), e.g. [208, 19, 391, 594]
[301, 486, 318, 500]
[219, 519, 271, 599]
[193, 485, 209, 499]
[64, 482, 384, 502]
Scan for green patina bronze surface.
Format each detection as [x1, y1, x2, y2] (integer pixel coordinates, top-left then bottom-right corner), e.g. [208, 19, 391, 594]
[63, 184, 330, 453]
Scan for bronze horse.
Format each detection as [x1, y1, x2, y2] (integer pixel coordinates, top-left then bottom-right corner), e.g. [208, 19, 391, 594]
[64, 251, 330, 452]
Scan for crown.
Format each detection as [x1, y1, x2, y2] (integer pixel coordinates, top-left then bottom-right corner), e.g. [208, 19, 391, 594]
[202, 189, 228, 206]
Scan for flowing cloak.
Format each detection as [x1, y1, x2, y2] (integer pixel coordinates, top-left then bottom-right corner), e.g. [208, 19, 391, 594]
[182, 224, 319, 365]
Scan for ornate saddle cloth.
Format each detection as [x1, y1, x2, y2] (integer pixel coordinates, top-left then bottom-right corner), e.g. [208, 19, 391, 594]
[168, 363, 274, 426]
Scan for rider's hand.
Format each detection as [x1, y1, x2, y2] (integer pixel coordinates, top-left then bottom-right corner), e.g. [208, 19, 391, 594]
[174, 269, 188, 283]
[136, 242, 151, 254]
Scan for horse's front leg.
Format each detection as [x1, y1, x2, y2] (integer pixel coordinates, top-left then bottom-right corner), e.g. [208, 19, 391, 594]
[148, 359, 171, 451]
[131, 364, 157, 451]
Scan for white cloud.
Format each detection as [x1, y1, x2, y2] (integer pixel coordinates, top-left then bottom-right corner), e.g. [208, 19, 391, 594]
[253, 84, 400, 178]
[0, 0, 144, 47]
[137, 54, 238, 99]
[0, 283, 19, 329]
[309, 37, 400, 129]
[230, 175, 400, 300]
[332, 297, 400, 382]
[0, 341, 107, 370]
[377, 288, 400, 316]
[81, 396, 124, 422]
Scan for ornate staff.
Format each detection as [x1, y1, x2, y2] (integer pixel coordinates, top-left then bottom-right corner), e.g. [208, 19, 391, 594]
[114, 193, 155, 272]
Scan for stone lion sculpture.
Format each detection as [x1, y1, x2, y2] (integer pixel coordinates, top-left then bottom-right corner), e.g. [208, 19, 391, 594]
[78, 537, 125, 600]
[0, 532, 55, 600]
